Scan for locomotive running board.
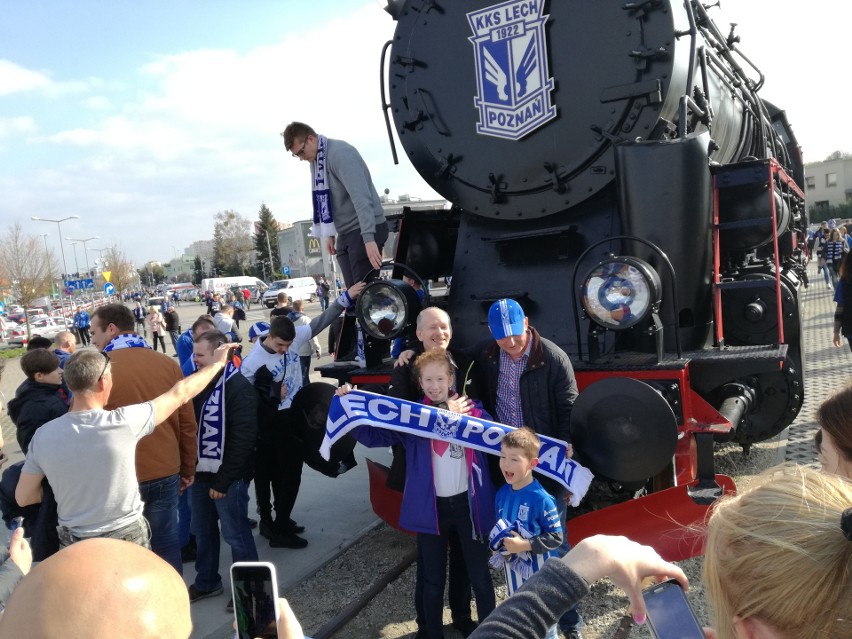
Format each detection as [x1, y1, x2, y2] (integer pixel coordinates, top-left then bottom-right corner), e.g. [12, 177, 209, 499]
[566, 474, 736, 562]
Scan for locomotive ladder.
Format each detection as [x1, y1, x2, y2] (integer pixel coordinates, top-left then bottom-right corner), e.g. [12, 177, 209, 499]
[711, 158, 804, 348]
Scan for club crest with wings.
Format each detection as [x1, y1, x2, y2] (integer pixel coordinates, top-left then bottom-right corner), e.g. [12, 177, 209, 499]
[433, 408, 464, 440]
[467, 0, 556, 140]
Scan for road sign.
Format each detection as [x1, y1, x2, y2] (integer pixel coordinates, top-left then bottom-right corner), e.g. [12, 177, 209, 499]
[64, 278, 94, 291]
[102, 270, 112, 282]
[104, 283, 115, 295]
[282, 265, 291, 276]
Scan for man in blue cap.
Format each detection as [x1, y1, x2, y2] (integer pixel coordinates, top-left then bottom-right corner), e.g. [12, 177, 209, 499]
[474, 298, 584, 639]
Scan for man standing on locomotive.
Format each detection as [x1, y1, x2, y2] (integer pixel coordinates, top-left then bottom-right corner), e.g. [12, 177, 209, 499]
[474, 298, 584, 639]
[281, 121, 389, 287]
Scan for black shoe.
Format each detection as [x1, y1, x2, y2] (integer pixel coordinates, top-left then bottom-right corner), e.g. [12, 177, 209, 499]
[286, 518, 305, 534]
[259, 519, 275, 539]
[268, 532, 308, 549]
[452, 619, 479, 638]
[188, 584, 224, 603]
[226, 598, 234, 612]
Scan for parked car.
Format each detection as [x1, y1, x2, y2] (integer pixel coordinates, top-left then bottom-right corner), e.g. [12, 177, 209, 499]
[261, 277, 317, 308]
[7, 317, 70, 345]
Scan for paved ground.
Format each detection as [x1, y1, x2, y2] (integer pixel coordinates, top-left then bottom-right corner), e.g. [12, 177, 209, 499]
[0, 276, 843, 637]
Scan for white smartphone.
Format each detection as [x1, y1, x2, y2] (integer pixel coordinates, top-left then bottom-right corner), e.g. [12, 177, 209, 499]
[230, 561, 280, 639]
[642, 578, 705, 639]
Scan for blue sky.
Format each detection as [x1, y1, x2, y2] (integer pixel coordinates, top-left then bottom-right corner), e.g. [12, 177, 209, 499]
[1, 1, 848, 268]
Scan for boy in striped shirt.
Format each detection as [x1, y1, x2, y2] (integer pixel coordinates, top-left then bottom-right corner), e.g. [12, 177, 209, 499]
[493, 428, 564, 639]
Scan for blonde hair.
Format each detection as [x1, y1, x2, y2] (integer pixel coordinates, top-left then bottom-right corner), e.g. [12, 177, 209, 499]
[703, 465, 851, 639]
[501, 427, 541, 460]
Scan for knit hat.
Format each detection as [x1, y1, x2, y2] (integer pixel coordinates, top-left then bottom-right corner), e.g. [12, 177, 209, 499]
[488, 299, 526, 339]
[248, 321, 270, 341]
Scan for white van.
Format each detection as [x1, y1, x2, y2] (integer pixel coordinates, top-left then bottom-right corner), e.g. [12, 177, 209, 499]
[201, 276, 267, 294]
[262, 277, 317, 307]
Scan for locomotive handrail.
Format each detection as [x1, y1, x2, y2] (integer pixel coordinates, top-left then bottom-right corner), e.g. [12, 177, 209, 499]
[570, 235, 683, 362]
[379, 40, 399, 166]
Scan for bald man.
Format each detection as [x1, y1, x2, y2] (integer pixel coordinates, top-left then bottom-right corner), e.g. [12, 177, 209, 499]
[52, 330, 76, 368]
[0, 538, 191, 638]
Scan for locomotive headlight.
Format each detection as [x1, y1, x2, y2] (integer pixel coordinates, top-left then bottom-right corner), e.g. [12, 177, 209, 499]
[356, 279, 423, 340]
[581, 257, 662, 330]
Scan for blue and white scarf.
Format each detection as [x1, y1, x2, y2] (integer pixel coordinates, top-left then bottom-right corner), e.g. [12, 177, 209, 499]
[103, 333, 151, 352]
[310, 134, 337, 239]
[197, 361, 240, 473]
[322, 390, 594, 506]
[488, 518, 536, 580]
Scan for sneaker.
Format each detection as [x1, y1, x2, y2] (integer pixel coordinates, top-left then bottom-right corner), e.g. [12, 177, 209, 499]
[451, 618, 479, 637]
[268, 532, 308, 549]
[226, 598, 234, 612]
[188, 584, 224, 603]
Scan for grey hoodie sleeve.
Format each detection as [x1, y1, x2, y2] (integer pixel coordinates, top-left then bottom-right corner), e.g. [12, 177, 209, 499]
[469, 559, 590, 639]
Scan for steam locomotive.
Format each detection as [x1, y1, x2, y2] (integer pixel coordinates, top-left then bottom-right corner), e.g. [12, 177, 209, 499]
[319, 0, 807, 553]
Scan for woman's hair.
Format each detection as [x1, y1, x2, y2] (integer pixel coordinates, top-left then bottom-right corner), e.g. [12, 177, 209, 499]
[413, 348, 454, 382]
[832, 229, 842, 241]
[148, 306, 158, 314]
[840, 253, 852, 282]
[815, 385, 852, 469]
[703, 465, 851, 639]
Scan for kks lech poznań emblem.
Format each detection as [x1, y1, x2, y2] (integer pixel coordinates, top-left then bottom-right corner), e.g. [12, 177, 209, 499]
[467, 0, 556, 140]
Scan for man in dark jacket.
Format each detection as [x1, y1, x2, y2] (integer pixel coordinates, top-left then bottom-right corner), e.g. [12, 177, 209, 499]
[8, 350, 68, 455]
[163, 305, 181, 357]
[187, 330, 258, 603]
[474, 298, 583, 639]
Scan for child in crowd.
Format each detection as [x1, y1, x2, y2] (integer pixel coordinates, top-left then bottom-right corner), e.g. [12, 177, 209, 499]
[491, 428, 563, 639]
[340, 348, 496, 638]
[8, 350, 68, 454]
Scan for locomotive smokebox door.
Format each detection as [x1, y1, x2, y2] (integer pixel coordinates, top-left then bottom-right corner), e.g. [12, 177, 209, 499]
[388, 0, 687, 217]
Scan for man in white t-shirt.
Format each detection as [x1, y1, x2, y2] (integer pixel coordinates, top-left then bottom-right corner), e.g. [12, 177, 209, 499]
[16, 344, 234, 548]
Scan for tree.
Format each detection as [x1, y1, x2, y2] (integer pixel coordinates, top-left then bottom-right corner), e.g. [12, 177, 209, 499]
[192, 256, 203, 284]
[0, 222, 56, 333]
[825, 150, 852, 161]
[253, 203, 281, 281]
[213, 210, 254, 276]
[137, 263, 165, 287]
[101, 245, 136, 293]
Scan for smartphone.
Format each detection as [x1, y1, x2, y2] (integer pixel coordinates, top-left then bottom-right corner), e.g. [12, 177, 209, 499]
[642, 579, 705, 639]
[7, 517, 23, 549]
[230, 562, 280, 639]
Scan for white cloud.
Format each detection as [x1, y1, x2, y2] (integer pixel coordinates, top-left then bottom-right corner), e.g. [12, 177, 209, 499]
[0, 116, 37, 138]
[0, 60, 51, 95]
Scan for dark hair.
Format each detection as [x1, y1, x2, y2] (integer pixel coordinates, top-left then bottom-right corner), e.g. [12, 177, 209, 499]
[816, 386, 852, 464]
[269, 316, 296, 341]
[194, 330, 227, 350]
[840, 253, 852, 283]
[191, 315, 216, 335]
[21, 349, 60, 380]
[281, 121, 317, 151]
[92, 304, 134, 332]
[26, 336, 53, 351]
[501, 427, 542, 460]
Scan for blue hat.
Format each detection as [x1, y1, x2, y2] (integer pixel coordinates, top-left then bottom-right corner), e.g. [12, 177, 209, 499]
[488, 299, 526, 339]
[248, 321, 270, 341]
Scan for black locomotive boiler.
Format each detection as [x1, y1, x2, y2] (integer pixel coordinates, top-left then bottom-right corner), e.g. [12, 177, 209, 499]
[321, 0, 808, 550]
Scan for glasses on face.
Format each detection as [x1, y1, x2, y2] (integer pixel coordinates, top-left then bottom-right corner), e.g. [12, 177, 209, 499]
[291, 138, 308, 159]
[98, 352, 111, 381]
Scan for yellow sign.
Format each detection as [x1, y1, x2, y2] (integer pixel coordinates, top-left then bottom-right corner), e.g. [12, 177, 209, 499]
[102, 271, 112, 282]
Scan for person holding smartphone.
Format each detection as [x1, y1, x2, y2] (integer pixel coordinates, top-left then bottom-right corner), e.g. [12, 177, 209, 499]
[187, 331, 259, 604]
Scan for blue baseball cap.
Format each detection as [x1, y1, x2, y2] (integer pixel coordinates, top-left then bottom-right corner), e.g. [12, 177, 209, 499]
[488, 299, 526, 339]
[248, 321, 270, 341]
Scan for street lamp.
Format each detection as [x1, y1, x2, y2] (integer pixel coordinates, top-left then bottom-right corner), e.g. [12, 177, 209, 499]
[68, 236, 99, 307]
[31, 215, 78, 316]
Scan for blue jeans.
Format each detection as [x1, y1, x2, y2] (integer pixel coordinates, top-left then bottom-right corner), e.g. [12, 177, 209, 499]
[190, 479, 258, 591]
[319, 296, 329, 311]
[140, 473, 182, 574]
[178, 489, 192, 548]
[556, 490, 583, 632]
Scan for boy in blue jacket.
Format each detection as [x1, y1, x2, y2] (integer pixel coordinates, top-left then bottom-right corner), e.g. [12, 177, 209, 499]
[341, 349, 496, 638]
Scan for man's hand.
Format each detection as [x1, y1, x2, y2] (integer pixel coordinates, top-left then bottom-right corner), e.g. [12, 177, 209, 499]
[834, 332, 843, 347]
[347, 281, 366, 300]
[209, 488, 226, 500]
[394, 349, 415, 368]
[315, 347, 322, 358]
[326, 236, 336, 256]
[280, 384, 289, 400]
[179, 475, 195, 494]
[8, 527, 32, 575]
[365, 241, 383, 270]
[447, 394, 473, 415]
[566, 443, 574, 458]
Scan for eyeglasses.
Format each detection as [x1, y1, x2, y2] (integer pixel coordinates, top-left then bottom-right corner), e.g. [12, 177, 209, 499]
[291, 138, 308, 159]
[98, 352, 111, 381]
